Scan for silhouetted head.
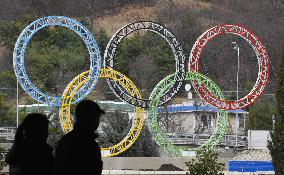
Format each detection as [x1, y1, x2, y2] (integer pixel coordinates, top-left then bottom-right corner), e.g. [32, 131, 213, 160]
[75, 100, 105, 131]
[15, 113, 49, 144]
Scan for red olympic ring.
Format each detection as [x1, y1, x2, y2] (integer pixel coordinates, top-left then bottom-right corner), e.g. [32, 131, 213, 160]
[189, 24, 270, 110]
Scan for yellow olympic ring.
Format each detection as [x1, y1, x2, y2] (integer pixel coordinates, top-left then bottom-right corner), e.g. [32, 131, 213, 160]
[60, 68, 144, 157]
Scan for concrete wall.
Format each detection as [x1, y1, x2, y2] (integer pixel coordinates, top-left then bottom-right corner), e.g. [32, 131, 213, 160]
[102, 157, 192, 170]
[101, 158, 274, 174]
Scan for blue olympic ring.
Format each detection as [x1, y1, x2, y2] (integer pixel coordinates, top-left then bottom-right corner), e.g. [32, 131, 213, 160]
[13, 16, 102, 106]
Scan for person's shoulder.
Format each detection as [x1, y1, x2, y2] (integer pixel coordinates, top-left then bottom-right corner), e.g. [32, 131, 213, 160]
[56, 131, 77, 154]
[59, 130, 76, 143]
[58, 130, 85, 149]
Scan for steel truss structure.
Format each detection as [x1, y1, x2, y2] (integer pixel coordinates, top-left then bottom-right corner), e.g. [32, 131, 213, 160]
[60, 68, 144, 157]
[13, 16, 270, 157]
[148, 72, 229, 156]
[104, 21, 186, 108]
[13, 16, 101, 106]
[189, 24, 270, 110]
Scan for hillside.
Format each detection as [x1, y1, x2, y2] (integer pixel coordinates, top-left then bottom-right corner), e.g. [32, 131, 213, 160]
[0, 0, 283, 109]
[93, 0, 283, 98]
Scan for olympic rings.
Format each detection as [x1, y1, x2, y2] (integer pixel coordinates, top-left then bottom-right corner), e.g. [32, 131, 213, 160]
[148, 72, 229, 156]
[104, 21, 186, 108]
[13, 16, 270, 157]
[189, 24, 270, 110]
[60, 68, 144, 157]
[13, 16, 102, 106]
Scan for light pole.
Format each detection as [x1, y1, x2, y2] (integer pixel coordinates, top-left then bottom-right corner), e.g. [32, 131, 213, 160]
[16, 80, 19, 127]
[272, 114, 275, 131]
[232, 41, 240, 147]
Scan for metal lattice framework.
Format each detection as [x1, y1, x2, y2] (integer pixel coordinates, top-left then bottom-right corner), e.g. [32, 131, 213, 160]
[60, 68, 144, 157]
[148, 72, 229, 156]
[13, 16, 102, 106]
[104, 21, 186, 108]
[189, 24, 270, 110]
[13, 16, 271, 157]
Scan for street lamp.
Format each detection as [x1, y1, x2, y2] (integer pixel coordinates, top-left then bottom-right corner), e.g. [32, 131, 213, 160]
[232, 41, 240, 147]
[16, 80, 19, 127]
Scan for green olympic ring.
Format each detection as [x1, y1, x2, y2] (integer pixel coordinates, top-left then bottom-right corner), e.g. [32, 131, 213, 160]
[148, 72, 229, 156]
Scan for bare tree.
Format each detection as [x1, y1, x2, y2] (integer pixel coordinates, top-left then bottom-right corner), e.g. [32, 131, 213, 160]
[129, 54, 159, 97]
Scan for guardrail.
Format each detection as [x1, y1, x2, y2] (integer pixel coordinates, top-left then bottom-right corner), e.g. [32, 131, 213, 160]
[167, 132, 247, 148]
[0, 128, 247, 148]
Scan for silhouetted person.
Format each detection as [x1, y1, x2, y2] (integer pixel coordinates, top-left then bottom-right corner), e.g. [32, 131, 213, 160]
[55, 100, 104, 175]
[5, 113, 54, 175]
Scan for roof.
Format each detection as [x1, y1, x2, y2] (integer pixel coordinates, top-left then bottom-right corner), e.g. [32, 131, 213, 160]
[18, 102, 247, 114]
[161, 105, 248, 114]
[18, 101, 134, 112]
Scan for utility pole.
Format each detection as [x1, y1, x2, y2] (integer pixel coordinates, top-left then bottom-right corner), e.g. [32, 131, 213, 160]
[272, 114, 275, 131]
[16, 81, 19, 127]
[232, 41, 240, 147]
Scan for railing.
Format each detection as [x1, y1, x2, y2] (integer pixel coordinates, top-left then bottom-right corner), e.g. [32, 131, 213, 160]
[0, 128, 247, 148]
[167, 132, 247, 148]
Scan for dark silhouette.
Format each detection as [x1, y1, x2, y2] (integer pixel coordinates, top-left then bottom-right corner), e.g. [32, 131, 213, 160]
[55, 100, 104, 175]
[5, 113, 54, 175]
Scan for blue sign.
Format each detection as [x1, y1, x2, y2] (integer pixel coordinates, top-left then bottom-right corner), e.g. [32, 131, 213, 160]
[229, 161, 274, 172]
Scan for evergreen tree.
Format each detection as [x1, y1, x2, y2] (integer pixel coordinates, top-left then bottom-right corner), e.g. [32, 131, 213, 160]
[246, 97, 277, 131]
[185, 150, 225, 175]
[98, 110, 160, 157]
[0, 146, 6, 171]
[47, 109, 65, 148]
[268, 49, 284, 174]
[0, 93, 16, 126]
